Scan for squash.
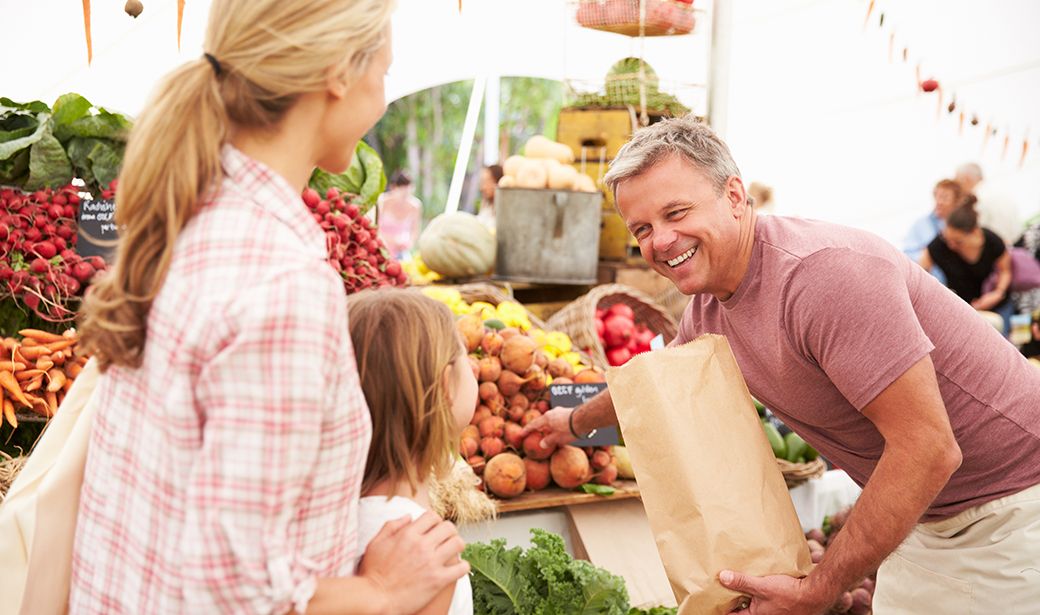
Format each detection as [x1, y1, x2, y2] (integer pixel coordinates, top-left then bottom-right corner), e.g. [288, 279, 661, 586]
[514, 159, 548, 189]
[418, 212, 496, 277]
[572, 173, 598, 193]
[498, 175, 516, 188]
[548, 164, 578, 190]
[503, 154, 526, 177]
[524, 135, 574, 163]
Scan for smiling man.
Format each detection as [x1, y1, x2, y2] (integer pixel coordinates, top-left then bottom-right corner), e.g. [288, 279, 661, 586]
[523, 116, 1040, 614]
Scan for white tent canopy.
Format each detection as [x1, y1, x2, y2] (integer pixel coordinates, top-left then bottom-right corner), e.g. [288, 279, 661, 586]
[4, 0, 1039, 242]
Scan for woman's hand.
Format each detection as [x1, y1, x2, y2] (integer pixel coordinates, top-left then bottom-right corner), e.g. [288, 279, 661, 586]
[971, 290, 1005, 311]
[358, 512, 469, 614]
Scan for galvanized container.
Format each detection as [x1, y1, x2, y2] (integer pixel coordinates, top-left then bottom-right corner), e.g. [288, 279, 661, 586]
[493, 187, 603, 285]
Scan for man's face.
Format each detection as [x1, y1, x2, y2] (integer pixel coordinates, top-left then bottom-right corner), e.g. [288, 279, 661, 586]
[616, 155, 749, 298]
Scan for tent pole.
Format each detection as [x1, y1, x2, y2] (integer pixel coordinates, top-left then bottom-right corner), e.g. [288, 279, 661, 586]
[445, 75, 487, 213]
[707, 0, 733, 138]
[484, 74, 500, 165]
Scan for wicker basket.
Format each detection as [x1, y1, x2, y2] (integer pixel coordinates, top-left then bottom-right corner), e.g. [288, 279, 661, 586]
[574, 0, 696, 37]
[452, 282, 550, 331]
[546, 283, 678, 369]
[777, 458, 827, 489]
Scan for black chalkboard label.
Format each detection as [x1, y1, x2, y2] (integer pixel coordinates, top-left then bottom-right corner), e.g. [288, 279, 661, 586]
[549, 382, 619, 446]
[76, 198, 117, 259]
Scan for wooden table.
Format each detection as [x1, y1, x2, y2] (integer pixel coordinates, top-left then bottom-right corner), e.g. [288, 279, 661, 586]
[495, 480, 641, 514]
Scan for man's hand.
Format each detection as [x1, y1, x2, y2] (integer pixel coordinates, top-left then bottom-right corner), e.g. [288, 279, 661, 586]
[720, 570, 852, 615]
[519, 407, 577, 450]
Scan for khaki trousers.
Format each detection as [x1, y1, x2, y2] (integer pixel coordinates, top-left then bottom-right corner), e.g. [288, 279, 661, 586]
[873, 482, 1040, 614]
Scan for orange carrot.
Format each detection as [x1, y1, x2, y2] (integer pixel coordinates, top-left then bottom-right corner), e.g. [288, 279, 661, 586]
[19, 345, 51, 360]
[63, 378, 74, 393]
[19, 329, 66, 344]
[15, 369, 45, 382]
[0, 371, 31, 408]
[44, 339, 75, 353]
[82, 0, 92, 64]
[47, 368, 66, 393]
[0, 361, 25, 372]
[46, 391, 58, 415]
[51, 351, 66, 366]
[66, 362, 83, 379]
[21, 338, 39, 347]
[28, 395, 49, 417]
[177, 0, 185, 50]
[36, 358, 54, 372]
[25, 375, 44, 393]
[3, 397, 15, 429]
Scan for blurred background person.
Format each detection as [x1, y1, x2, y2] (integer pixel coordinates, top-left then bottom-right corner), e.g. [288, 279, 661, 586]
[377, 170, 423, 259]
[476, 163, 503, 229]
[748, 181, 775, 215]
[904, 179, 966, 284]
[955, 162, 1022, 246]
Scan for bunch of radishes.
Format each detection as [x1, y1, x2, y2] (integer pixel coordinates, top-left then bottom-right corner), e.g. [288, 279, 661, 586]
[0, 184, 108, 323]
[595, 302, 657, 367]
[301, 187, 407, 293]
[805, 508, 875, 614]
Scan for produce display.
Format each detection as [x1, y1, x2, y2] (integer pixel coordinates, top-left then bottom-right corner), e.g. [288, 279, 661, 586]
[463, 528, 677, 615]
[0, 184, 108, 326]
[421, 287, 623, 499]
[757, 400, 820, 464]
[595, 303, 656, 366]
[568, 57, 691, 118]
[1, 328, 87, 428]
[575, 0, 696, 38]
[302, 186, 407, 292]
[498, 136, 599, 192]
[806, 508, 876, 614]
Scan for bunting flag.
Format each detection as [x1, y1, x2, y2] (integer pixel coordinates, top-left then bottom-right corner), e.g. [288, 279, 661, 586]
[862, 1, 1033, 166]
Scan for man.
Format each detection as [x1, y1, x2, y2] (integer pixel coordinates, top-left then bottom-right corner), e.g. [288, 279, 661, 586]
[523, 116, 1040, 614]
[955, 162, 1023, 245]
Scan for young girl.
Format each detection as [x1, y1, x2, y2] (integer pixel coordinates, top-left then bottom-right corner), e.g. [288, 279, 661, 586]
[348, 289, 478, 615]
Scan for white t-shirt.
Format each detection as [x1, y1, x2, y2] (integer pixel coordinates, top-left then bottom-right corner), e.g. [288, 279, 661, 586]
[357, 496, 473, 615]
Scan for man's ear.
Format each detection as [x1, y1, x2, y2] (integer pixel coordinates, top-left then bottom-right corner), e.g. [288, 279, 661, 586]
[727, 175, 749, 217]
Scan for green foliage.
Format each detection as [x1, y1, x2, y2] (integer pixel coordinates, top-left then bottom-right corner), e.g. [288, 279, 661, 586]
[463, 529, 631, 615]
[308, 141, 387, 212]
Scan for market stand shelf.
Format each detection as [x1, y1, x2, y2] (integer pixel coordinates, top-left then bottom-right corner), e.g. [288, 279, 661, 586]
[496, 479, 641, 514]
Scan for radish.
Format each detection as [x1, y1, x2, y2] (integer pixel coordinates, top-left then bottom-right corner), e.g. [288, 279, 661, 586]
[71, 262, 96, 283]
[608, 303, 635, 321]
[34, 241, 57, 259]
[30, 258, 50, 274]
[603, 313, 634, 348]
[302, 188, 320, 208]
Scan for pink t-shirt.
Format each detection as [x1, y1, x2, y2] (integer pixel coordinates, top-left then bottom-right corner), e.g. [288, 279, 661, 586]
[676, 215, 1040, 521]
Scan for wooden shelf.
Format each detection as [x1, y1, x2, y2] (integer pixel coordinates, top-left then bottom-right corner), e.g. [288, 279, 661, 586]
[495, 480, 641, 514]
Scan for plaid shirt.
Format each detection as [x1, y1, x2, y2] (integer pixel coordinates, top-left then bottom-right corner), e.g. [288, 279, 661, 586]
[70, 145, 371, 614]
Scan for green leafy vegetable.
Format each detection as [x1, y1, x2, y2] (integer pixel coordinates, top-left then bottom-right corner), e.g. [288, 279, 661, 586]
[579, 484, 617, 496]
[0, 111, 50, 161]
[463, 529, 631, 615]
[628, 607, 678, 615]
[308, 140, 386, 212]
[26, 126, 73, 190]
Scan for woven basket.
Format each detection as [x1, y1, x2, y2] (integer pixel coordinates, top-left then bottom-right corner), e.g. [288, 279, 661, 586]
[574, 0, 696, 37]
[546, 283, 678, 370]
[777, 457, 827, 489]
[453, 282, 549, 331]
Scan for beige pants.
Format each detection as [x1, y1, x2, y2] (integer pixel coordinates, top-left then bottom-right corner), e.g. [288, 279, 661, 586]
[873, 482, 1040, 614]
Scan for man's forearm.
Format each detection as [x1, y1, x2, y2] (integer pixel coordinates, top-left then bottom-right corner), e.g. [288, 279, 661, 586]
[805, 442, 960, 599]
[573, 390, 618, 434]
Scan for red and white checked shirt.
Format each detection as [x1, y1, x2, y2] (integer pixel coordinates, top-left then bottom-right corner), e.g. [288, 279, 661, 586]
[70, 145, 371, 614]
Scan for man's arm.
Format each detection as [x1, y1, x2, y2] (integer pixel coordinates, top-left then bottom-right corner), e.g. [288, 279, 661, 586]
[519, 389, 618, 449]
[722, 355, 962, 613]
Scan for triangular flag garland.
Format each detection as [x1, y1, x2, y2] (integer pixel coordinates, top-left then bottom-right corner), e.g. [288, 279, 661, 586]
[862, 1, 1035, 167]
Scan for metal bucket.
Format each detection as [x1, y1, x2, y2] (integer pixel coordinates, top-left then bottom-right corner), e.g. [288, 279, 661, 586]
[493, 187, 603, 285]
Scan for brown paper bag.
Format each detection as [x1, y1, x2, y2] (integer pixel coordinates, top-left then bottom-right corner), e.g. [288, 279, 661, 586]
[606, 334, 812, 614]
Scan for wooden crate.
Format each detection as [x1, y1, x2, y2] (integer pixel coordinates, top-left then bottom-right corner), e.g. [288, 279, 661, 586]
[557, 108, 638, 162]
[599, 211, 630, 261]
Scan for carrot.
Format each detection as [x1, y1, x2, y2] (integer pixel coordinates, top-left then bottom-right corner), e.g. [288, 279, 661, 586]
[19, 329, 66, 344]
[47, 368, 66, 393]
[51, 351, 66, 367]
[63, 378, 74, 393]
[46, 391, 58, 415]
[21, 338, 39, 347]
[12, 348, 27, 364]
[0, 371, 31, 408]
[45, 339, 75, 353]
[1, 338, 17, 352]
[82, 0, 92, 64]
[66, 362, 83, 379]
[19, 345, 51, 360]
[63, 328, 78, 339]
[25, 375, 44, 393]
[3, 397, 15, 429]
[15, 369, 45, 382]
[177, 0, 185, 49]
[0, 361, 25, 372]
[28, 395, 49, 417]
[36, 358, 55, 372]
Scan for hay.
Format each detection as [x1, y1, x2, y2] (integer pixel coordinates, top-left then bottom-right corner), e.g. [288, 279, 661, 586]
[430, 458, 497, 526]
[0, 452, 27, 501]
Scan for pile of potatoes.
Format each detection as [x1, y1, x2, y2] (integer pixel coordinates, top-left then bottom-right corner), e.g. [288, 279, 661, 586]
[805, 508, 875, 615]
[497, 136, 599, 193]
[456, 314, 619, 499]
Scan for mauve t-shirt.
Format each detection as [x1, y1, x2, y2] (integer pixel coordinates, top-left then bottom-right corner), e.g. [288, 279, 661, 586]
[675, 215, 1040, 521]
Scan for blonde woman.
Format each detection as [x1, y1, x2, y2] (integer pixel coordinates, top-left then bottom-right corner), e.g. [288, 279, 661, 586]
[71, 1, 468, 613]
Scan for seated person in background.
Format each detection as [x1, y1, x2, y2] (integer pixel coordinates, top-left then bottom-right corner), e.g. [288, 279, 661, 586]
[921, 205, 1011, 314]
[903, 179, 965, 284]
[748, 181, 775, 215]
[1021, 308, 1040, 359]
[476, 164, 503, 229]
[377, 171, 423, 259]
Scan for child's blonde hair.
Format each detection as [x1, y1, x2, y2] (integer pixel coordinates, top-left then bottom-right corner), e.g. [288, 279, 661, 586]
[348, 289, 462, 496]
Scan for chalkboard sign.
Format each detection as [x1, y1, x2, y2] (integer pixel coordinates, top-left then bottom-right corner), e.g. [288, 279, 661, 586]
[549, 381, 619, 446]
[76, 198, 117, 259]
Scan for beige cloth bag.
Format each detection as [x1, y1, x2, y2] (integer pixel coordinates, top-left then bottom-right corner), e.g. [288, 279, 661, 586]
[606, 335, 812, 614]
[0, 358, 100, 615]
